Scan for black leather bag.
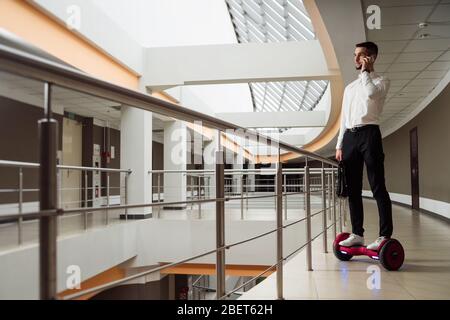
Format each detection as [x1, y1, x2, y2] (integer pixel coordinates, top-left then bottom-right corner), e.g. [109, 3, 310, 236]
[336, 161, 348, 198]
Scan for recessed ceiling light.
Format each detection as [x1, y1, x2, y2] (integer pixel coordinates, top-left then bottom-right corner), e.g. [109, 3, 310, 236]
[419, 33, 430, 39]
[418, 22, 428, 28]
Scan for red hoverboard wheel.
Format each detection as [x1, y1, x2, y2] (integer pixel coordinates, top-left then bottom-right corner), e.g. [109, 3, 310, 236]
[379, 239, 405, 271]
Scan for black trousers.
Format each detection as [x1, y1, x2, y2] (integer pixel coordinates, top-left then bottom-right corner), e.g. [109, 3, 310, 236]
[342, 124, 393, 238]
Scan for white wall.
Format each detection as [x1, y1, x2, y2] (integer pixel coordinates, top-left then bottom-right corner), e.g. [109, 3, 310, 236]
[92, 0, 237, 47]
[184, 84, 253, 114]
[92, 0, 254, 116]
[30, 0, 143, 74]
[362, 190, 450, 220]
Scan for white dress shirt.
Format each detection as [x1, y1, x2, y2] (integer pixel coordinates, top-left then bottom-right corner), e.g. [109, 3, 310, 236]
[336, 70, 390, 149]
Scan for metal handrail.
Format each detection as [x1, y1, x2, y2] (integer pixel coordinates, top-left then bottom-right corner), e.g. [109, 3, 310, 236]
[0, 173, 341, 298]
[0, 197, 229, 223]
[0, 163, 342, 299]
[148, 168, 337, 173]
[0, 160, 131, 173]
[0, 37, 342, 300]
[283, 221, 336, 262]
[0, 189, 328, 223]
[61, 203, 339, 300]
[63, 246, 223, 300]
[220, 263, 278, 300]
[222, 221, 338, 299]
[221, 206, 329, 251]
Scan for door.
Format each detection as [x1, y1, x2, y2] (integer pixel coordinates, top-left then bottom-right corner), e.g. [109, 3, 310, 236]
[409, 127, 419, 210]
[62, 118, 83, 209]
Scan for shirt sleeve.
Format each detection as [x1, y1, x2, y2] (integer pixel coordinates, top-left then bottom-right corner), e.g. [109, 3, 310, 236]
[335, 88, 347, 150]
[360, 71, 390, 100]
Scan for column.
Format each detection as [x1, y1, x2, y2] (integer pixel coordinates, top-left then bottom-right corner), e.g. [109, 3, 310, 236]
[232, 151, 244, 195]
[120, 106, 152, 218]
[247, 160, 256, 192]
[163, 120, 187, 209]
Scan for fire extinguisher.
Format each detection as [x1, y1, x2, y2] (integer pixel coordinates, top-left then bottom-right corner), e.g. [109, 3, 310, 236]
[101, 151, 111, 165]
[178, 286, 189, 300]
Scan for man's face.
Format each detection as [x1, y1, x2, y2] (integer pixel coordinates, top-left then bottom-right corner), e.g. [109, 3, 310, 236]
[354, 47, 374, 70]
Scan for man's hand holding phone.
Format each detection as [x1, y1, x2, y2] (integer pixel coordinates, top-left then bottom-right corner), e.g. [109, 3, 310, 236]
[361, 55, 374, 73]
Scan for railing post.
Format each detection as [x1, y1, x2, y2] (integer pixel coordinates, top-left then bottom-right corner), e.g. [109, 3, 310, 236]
[157, 173, 161, 218]
[303, 170, 307, 211]
[57, 169, 61, 208]
[186, 173, 194, 213]
[198, 176, 202, 219]
[276, 148, 283, 300]
[321, 162, 328, 253]
[283, 173, 287, 220]
[208, 176, 211, 199]
[246, 176, 249, 211]
[38, 82, 57, 300]
[18, 167, 23, 245]
[339, 197, 343, 233]
[84, 170, 88, 230]
[331, 168, 337, 237]
[57, 168, 61, 236]
[274, 175, 277, 209]
[240, 175, 244, 220]
[124, 172, 128, 220]
[215, 146, 225, 299]
[305, 161, 312, 271]
[106, 172, 110, 225]
[327, 172, 332, 221]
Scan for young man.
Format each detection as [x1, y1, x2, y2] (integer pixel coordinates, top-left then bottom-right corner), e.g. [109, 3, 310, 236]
[335, 41, 393, 250]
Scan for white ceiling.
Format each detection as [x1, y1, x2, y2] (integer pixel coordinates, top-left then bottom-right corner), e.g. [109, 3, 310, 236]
[0, 71, 121, 123]
[54, 87, 122, 126]
[1, 71, 164, 133]
[362, 0, 450, 133]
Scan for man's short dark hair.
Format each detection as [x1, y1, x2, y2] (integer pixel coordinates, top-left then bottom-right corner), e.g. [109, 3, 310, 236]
[356, 41, 378, 57]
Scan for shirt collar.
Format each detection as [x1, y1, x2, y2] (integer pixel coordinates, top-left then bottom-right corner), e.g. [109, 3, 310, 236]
[359, 70, 379, 79]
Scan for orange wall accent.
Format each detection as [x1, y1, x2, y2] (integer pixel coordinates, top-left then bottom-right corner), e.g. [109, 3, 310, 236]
[58, 262, 273, 300]
[160, 263, 274, 277]
[0, 0, 139, 89]
[152, 91, 179, 104]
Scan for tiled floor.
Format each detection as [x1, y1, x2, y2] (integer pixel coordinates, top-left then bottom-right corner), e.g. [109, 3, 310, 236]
[239, 198, 450, 300]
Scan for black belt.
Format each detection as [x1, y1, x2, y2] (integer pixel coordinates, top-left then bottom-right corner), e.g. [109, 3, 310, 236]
[346, 124, 379, 133]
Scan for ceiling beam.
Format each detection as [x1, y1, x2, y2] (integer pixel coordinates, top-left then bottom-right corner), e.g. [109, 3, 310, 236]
[215, 111, 326, 128]
[144, 40, 339, 90]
